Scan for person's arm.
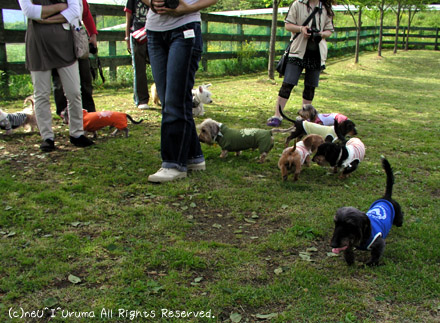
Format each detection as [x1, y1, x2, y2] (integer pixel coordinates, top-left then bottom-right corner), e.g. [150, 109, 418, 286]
[125, 10, 133, 52]
[40, 14, 67, 24]
[285, 22, 311, 39]
[82, 0, 98, 47]
[18, 0, 67, 20]
[147, 0, 217, 16]
[59, 0, 81, 24]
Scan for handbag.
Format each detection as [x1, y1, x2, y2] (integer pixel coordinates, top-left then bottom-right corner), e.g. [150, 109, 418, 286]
[276, 2, 322, 76]
[132, 27, 148, 45]
[72, 24, 89, 60]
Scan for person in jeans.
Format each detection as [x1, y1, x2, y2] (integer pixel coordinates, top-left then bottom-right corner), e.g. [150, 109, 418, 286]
[125, 0, 150, 109]
[144, 0, 217, 183]
[52, 0, 98, 116]
[18, 0, 93, 151]
[267, 0, 334, 127]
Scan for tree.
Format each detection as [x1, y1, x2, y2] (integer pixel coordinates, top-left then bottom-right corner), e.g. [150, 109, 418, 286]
[268, 0, 282, 79]
[338, 0, 374, 63]
[391, 0, 404, 53]
[404, 0, 426, 50]
[375, 0, 392, 57]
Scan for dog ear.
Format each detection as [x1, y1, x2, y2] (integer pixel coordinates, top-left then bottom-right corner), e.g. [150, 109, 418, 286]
[334, 120, 347, 143]
[199, 85, 203, 93]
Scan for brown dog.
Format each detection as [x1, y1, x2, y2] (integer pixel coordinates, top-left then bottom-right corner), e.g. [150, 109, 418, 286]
[278, 134, 324, 181]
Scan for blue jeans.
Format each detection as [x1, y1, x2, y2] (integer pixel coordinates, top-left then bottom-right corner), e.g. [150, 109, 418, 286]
[147, 22, 204, 172]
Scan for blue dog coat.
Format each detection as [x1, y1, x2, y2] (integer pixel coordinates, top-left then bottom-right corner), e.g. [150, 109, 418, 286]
[358, 199, 395, 250]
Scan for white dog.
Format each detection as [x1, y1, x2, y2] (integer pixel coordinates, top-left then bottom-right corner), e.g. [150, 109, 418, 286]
[192, 84, 213, 117]
[150, 83, 213, 117]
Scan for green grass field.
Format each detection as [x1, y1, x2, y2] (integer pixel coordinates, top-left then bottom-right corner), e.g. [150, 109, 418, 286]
[0, 50, 439, 322]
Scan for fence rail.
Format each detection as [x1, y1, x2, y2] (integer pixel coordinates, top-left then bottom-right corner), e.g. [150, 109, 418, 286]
[1, 0, 439, 97]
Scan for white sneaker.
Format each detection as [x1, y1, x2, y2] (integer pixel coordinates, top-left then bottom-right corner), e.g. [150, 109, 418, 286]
[148, 168, 187, 183]
[187, 161, 206, 171]
[138, 104, 150, 110]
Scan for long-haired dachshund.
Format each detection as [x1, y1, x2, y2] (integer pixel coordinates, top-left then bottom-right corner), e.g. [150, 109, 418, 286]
[330, 158, 403, 266]
[312, 120, 365, 178]
[278, 134, 324, 181]
[297, 104, 349, 126]
[279, 105, 357, 147]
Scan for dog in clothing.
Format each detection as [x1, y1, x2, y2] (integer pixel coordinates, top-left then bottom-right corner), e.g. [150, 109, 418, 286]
[278, 134, 324, 181]
[312, 121, 365, 178]
[0, 96, 38, 135]
[192, 84, 213, 117]
[297, 104, 350, 126]
[279, 105, 357, 147]
[62, 109, 143, 138]
[198, 118, 282, 163]
[330, 158, 404, 266]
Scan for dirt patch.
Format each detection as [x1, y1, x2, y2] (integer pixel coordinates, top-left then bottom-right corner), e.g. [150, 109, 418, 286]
[184, 205, 291, 247]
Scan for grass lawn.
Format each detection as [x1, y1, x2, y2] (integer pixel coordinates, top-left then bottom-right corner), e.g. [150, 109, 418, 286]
[0, 50, 439, 322]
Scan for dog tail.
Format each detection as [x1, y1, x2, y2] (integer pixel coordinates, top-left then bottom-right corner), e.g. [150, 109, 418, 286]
[126, 114, 144, 124]
[382, 157, 394, 199]
[271, 125, 296, 134]
[278, 105, 297, 123]
[23, 95, 35, 113]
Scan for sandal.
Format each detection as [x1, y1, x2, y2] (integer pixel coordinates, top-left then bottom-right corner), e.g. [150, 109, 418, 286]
[266, 116, 282, 127]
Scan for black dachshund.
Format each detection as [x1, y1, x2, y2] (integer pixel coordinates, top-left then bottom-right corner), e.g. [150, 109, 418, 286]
[279, 105, 357, 147]
[330, 158, 404, 266]
[312, 120, 365, 178]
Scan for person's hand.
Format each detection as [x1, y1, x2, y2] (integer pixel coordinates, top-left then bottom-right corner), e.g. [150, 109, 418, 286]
[126, 37, 131, 54]
[89, 34, 97, 48]
[301, 26, 311, 39]
[151, 0, 189, 16]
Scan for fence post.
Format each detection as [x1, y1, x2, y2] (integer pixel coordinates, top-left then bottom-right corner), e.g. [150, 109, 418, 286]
[237, 22, 243, 63]
[201, 20, 208, 72]
[0, 9, 10, 98]
[435, 27, 439, 51]
[109, 41, 117, 80]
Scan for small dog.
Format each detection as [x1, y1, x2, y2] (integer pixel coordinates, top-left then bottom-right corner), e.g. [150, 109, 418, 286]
[150, 83, 213, 117]
[198, 118, 279, 163]
[62, 109, 143, 137]
[278, 134, 324, 181]
[0, 96, 38, 135]
[330, 158, 403, 266]
[280, 105, 357, 147]
[192, 84, 213, 117]
[297, 104, 349, 126]
[151, 83, 160, 106]
[312, 121, 365, 178]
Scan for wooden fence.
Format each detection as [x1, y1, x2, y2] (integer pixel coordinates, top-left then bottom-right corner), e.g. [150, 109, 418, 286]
[1, 0, 439, 97]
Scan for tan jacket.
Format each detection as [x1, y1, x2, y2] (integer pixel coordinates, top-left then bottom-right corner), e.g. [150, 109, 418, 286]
[285, 0, 334, 66]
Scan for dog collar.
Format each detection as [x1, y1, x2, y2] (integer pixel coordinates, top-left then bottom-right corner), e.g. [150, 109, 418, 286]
[213, 123, 223, 142]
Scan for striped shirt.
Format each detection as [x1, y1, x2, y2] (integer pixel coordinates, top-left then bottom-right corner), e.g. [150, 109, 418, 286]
[341, 138, 365, 168]
[0, 113, 28, 131]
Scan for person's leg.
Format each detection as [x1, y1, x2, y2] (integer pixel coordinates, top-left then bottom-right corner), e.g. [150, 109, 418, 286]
[302, 68, 321, 106]
[147, 23, 204, 182]
[57, 62, 85, 139]
[267, 63, 303, 126]
[78, 57, 96, 112]
[52, 69, 68, 116]
[133, 41, 150, 107]
[31, 70, 54, 142]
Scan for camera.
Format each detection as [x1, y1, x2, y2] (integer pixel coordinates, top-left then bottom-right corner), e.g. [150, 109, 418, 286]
[89, 42, 98, 55]
[164, 0, 179, 9]
[307, 28, 322, 43]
